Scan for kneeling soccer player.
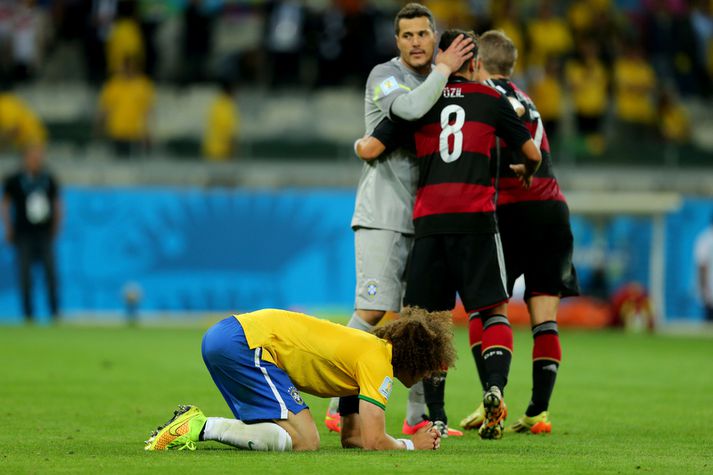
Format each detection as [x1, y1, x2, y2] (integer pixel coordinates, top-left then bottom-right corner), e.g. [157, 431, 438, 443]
[144, 307, 454, 451]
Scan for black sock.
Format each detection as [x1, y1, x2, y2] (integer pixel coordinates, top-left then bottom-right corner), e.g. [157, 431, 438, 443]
[526, 321, 561, 417]
[423, 372, 447, 424]
[480, 314, 513, 392]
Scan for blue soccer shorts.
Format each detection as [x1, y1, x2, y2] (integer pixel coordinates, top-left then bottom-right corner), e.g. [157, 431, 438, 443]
[201, 317, 309, 422]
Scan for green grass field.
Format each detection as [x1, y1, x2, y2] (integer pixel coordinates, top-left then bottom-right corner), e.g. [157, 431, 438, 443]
[2, 322, 712, 474]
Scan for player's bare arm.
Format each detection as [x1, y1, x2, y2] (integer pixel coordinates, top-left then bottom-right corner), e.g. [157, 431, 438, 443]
[343, 399, 439, 450]
[354, 135, 386, 161]
[509, 139, 542, 189]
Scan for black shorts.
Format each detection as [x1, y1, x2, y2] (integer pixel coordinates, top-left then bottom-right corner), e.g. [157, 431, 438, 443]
[403, 233, 508, 313]
[496, 200, 580, 299]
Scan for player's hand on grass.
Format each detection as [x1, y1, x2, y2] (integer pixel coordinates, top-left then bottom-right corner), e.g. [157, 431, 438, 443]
[412, 422, 441, 450]
[509, 164, 533, 189]
[435, 34, 475, 74]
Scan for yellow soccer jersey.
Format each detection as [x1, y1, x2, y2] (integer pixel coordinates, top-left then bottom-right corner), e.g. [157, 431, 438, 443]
[0, 94, 47, 148]
[235, 309, 394, 410]
[203, 93, 238, 160]
[99, 75, 154, 140]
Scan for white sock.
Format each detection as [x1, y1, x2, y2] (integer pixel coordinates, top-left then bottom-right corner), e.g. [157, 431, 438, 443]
[406, 380, 428, 426]
[347, 311, 375, 332]
[203, 417, 292, 451]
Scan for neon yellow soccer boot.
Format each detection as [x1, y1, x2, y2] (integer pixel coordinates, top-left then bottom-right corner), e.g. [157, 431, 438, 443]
[145, 405, 207, 451]
[459, 402, 485, 430]
[506, 411, 552, 434]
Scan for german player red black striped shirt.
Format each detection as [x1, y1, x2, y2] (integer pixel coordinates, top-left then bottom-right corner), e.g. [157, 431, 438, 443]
[406, 77, 532, 237]
[484, 78, 565, 206]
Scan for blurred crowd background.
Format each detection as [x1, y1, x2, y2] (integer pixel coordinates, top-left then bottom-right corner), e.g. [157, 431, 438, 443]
[1, 0, 713, 323]
[0, 0, 710, 164]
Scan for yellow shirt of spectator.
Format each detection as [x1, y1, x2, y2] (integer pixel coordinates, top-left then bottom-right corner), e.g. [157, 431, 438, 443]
[661, 103, 690, 143]
[566, 59, 608, 117]
[236, 309, 394, 410]
[107, 18, 144, 75]
[529, 71, 563, 122]
[424, 0, 474, 29]
[493, 18, 525, 75]
[527, 17, 573, 68]
[99, 74, 154, 141]
[203, 93, 239, 160]
[614, 57, 656, 124]
[0, 94, 47, 148]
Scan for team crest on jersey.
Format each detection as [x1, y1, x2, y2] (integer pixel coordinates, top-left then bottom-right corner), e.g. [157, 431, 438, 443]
[288, 386, 305, 405]
[378, 376, 393, 400]
[379, 76, 400, 96]
[365, 279, 378, 300]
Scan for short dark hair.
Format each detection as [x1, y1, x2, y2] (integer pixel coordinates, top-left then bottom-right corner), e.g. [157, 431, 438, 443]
[477, 30, 517, 76]
[438, 29, 478, 73]
[394, 3, 436, 35]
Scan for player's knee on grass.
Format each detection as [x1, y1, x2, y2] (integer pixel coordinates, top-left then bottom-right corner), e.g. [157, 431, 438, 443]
[277, 411, 320, 451]
[289, 425, 320, 451]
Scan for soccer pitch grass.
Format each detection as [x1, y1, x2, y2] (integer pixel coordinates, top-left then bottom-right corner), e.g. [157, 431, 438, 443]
[2, 323, 712, 474]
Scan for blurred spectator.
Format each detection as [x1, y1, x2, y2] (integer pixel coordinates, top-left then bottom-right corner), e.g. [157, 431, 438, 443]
[84, 0, 117, 83]
[1, 146, 62, 323]
[315, 0, 378, 87]
[106, 0, 144, 76]
[609, 282, 655, 331]
[694, 215, 713, 322]
[203, 80, 239, 161]
[0, 88, 47, 150]
[643, 0, 676, 81]
[526, 0, 573, 70]
[10, 0, 48, 83]
[566, 39, 609, 155]
[424, 0, 475, 30]
[180, 0, 215, 85]
[613, 42, 657, 140]
[657, 87, 690, 143]
[491, 1, 526, 77]
[528, 55, 563, 147]
[97, 56, 154, 157]
[690, 0, 713, 95]
[0, 2, 14, 75]
[264, 0, 308, 87]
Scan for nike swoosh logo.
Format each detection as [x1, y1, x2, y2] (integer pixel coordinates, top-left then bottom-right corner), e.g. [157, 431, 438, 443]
[248, 441, 255, 450]
[168, 421, 186, 436]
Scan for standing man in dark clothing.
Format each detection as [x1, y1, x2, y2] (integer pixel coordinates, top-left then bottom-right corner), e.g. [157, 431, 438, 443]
[357, 29, 542, 440]
[459, 30, 580, 435]
[1, 146, 62, 322]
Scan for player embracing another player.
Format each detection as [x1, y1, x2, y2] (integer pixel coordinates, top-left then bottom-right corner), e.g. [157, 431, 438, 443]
[357, 29, 542, 440]
[327, 3, 474, 438]
[459, 30, 580, 435]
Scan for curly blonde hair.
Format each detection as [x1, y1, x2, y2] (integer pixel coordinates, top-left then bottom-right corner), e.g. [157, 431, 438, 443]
[372, 307, 456, 377]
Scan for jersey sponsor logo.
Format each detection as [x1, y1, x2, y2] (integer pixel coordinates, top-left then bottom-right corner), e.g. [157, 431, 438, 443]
[379, 76, 400, 97]
[365, 279, 378, 300]
[442, 87, 463, 98]
[288, 386, 305, 405]
[378, 376, 393, 400]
